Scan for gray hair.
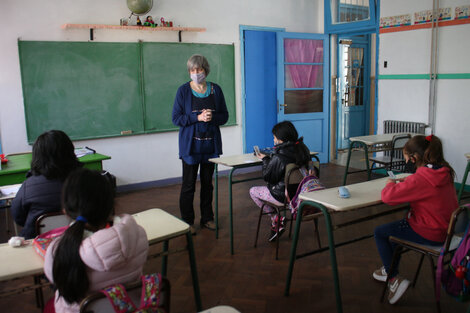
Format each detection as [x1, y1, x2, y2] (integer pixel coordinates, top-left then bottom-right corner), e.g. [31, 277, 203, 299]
[187, 54, 210, 76]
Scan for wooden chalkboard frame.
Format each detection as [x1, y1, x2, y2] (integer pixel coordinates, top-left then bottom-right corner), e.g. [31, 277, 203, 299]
[18, 40, 236, 143]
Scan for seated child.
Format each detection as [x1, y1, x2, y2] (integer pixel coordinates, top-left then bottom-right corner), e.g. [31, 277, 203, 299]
[44, 168, 148, 313]
[249, 121, 313, 242]
[373, 134, 458, 304]
[11, 130, 81, 239]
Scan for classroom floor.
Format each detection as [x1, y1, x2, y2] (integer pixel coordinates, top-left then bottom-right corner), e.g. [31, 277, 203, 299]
[0, 163, 467, 313]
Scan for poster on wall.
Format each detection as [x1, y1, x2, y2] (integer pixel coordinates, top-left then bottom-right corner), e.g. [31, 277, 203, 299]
[455, 5, 470, 19]
[414, 8, 451, 24]
[380, 14, 411, 28]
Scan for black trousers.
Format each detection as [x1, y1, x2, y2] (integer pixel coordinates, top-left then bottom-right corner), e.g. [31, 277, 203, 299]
[180, 160, 215, 225]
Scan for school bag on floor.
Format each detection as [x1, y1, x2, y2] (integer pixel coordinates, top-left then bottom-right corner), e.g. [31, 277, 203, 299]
[289, 167, 325, 220]
[101, 273, 167, 313]
[436, 208, 470, 302]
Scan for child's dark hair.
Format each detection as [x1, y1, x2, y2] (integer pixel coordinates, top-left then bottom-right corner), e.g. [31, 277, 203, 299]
[272, 121, 310, 167]
[31, 130, 81, 180]
[52, 168, 115, 304]
[403, 134, 455, 180]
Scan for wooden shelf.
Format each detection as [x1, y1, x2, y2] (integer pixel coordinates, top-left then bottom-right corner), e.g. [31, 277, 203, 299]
[62, 23, 206, 41]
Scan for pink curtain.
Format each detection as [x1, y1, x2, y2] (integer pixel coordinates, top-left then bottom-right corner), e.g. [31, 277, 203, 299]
[284, 39, 323, 88]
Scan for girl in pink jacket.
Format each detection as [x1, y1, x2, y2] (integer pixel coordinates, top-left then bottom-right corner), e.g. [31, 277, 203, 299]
[373, 135, 458, 305]
[44, 168, 148, 313]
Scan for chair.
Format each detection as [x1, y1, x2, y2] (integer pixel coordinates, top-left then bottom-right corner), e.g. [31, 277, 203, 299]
[254, 161, 321, 260]
[380, 204, 469, 312]
[369, 134, 411, 172]
[35, 211, 72, 235]
[79, 275, 171, 313]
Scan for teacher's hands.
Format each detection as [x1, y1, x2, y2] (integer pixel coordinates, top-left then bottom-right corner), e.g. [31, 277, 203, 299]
[198, 109, 212, 122]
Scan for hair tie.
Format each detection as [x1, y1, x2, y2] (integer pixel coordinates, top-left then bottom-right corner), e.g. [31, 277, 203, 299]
[295, 141, 299, 145]
[425, 134, 433, 142]
[76, 216, 88, 223]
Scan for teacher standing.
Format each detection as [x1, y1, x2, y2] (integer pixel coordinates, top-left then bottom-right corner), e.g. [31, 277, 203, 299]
[172, 54, 229, 235]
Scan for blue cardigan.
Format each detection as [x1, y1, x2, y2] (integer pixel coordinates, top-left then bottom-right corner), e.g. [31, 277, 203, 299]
[172, 82, 229, 159]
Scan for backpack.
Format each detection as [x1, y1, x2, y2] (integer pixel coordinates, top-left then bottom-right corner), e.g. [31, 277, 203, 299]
[436, 207, 470, 302]
[289, 167, 325, 220]
[101, 273, 167, 313]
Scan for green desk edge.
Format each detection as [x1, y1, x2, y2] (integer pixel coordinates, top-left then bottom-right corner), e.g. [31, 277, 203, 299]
[0, 153, 111, 186]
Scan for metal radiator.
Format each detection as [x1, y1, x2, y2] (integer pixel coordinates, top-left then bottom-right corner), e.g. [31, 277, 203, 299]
[383, 120, 426, 135]
[383, 121, 427, 170]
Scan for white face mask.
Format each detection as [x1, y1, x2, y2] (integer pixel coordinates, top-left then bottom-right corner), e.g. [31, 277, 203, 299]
[190, 72, 206, 84]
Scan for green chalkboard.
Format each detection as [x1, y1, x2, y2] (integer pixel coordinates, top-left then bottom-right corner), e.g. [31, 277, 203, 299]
[18, 41, 144, 142]
[142, 42, 236, 132]
[18, 41, 236, 143]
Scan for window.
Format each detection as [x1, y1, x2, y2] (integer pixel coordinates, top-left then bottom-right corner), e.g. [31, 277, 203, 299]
[325, 0, 377, 33]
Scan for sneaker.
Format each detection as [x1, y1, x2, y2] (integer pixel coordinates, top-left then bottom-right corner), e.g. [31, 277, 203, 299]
[373, 266, 388, 282]
[190, 225, 197, 236]
[387, 276, 410, 304]
[268, 227, 285, 242]
[201, 220, 216, 231]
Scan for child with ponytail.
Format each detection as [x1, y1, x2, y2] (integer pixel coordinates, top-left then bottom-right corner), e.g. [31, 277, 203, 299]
[373, 134, 458, 304]
[44, 168, 148, 313]
[249, 120, 314, 242]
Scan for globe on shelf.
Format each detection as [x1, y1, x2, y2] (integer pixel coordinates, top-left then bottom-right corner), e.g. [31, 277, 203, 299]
[127, 0, 153, 15]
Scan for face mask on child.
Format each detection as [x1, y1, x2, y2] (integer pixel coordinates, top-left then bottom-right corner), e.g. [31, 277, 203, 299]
[190, 72, 206, 85]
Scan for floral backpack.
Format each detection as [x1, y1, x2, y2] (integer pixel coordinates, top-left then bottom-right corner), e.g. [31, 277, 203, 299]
[289, 167, 325, 220]
[101, 273, 167, 313]
[436, 205, 470, 302]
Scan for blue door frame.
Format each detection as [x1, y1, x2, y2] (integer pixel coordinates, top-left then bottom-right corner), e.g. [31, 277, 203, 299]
[336, 34, 371, 150]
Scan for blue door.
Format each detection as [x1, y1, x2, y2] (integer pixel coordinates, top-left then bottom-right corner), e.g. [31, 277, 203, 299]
[243, 30, 278, 153]
[277, 32, 330, 163]
[336, 36, 370, 150]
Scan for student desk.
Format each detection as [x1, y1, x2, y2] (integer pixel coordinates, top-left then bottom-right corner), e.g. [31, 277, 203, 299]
[343, 133, 414, 185]
[0, 153, 111, 186]
[0, 208, 202, 312]
[285, 174, 410, 313]
[209, 152, 319, 255]
[458, 153, 470, 202]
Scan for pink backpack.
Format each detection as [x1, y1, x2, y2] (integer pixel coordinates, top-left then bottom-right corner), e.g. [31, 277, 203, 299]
[436, 204, 470, 302]
[101, 273, 166, 313]
[289, 170, 325, 220]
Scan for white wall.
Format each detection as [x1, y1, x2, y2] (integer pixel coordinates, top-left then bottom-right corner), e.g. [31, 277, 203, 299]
[378, 0, 470, 182]
[0, 0, 323, 186]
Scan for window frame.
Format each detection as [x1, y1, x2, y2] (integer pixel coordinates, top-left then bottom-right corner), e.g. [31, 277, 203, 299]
[324, 0, 377, 34]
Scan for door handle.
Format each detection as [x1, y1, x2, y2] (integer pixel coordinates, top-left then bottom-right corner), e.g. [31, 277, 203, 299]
[280, 103, 287, 109]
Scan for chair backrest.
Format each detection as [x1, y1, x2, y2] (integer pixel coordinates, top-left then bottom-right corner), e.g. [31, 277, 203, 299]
[390, 134, 411, 160]
[35, 212, 72, 235]
[285, 161, 320, 203]
[79, 276, 170, 313]
[443, 204, 470, 253]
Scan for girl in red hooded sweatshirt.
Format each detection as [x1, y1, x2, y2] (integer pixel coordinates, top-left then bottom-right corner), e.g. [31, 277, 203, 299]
[373, 134, 458, 305]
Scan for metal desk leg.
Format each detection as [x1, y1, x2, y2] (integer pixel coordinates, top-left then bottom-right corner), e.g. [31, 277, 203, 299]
[284, 201, 343, 313]
[284, 202, 305, 296]
[342, 141, 370, 186]
[162, 240, 169, 276]
[214, 164, 219, 238]
[343, 142, 355, 186]
[458, 160, 470, 203]
[186, 232, 202, 311]
[229, 168, 236, 255]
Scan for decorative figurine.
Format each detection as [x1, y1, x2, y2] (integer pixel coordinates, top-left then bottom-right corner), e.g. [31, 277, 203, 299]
[144, 15, 156, 27]
[137, 16, 142, 26]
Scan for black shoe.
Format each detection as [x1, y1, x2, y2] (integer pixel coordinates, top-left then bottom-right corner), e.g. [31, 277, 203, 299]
[268, 227, 285, 242]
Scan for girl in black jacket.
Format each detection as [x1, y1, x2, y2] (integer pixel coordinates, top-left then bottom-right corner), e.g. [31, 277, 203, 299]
[249, 121, 311, 242]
